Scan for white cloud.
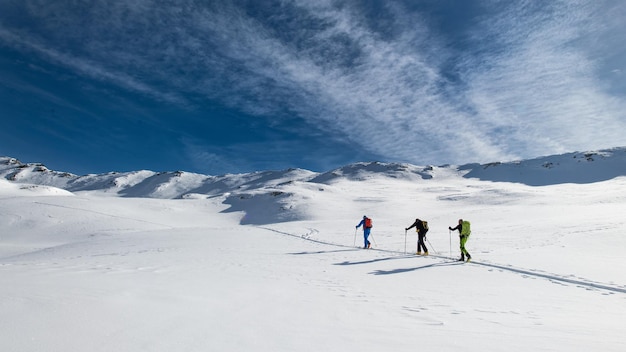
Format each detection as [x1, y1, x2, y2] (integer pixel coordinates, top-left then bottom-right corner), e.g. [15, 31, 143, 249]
[254, 0, 626, 164]
[217, 1, 510, 163]
[2, 0, 625, 166]
[460, 0, 626, 158]
[0, 26, 189, 106]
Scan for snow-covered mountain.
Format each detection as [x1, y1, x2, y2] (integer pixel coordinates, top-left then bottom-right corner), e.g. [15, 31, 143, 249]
[3, 147, 625, 198]
[2, 147, 625, 226]
[1, 147, 625, 351]
[460, 148, 626, 185]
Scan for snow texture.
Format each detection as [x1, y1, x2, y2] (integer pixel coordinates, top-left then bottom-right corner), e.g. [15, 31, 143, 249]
[1, 148, 625, 351]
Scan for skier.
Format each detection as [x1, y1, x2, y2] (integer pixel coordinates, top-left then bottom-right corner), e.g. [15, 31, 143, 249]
[406, 218, 429, 255]
[449, 219, 472, 262]
[356, 215, 373, 249]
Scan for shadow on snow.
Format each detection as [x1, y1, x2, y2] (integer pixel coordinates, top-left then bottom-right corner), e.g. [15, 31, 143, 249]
[369, 261, 464, 275]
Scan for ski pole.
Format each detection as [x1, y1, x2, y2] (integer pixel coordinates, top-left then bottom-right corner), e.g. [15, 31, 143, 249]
[426, 237, 437, 254]
[370, 233, 377, 247]
[354, 228, 357, 247]
[449, 229, 452, 259]
[404, 229, 407, 254]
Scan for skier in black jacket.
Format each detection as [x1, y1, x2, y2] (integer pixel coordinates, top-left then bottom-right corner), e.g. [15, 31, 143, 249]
[406, 218, 429, 255]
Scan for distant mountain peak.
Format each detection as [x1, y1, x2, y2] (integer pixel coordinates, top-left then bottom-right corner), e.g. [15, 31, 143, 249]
[461, 147, 626, 185]
[2, 147, 625, 199]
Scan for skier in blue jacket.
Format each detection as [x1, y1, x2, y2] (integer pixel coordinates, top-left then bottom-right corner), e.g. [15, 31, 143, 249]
[356, 215, 372, 249]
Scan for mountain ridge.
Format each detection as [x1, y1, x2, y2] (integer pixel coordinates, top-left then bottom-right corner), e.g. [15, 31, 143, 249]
[2, 146, 625, 200]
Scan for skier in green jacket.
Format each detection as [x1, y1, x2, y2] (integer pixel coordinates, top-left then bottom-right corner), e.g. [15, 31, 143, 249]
[449, 219, 472, 262]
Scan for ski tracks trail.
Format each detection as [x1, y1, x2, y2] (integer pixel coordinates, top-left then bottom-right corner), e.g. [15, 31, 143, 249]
[258, 225, 626, 295]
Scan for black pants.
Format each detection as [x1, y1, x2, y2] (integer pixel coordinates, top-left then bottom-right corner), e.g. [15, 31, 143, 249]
[417, 233, 428, 253]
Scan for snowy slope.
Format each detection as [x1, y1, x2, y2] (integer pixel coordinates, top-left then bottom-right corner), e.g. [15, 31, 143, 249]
[1, 149, 625, 351]
[461, 147, 626, 185]
[3, 147, 625, 198]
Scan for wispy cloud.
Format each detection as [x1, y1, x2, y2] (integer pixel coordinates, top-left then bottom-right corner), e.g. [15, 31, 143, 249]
[459, 0, 626, 158]
[0, 26, 189, 106]
[181, 132, 370, 175]
[1, 0, 624, 168]
[177, 0, 626, 164]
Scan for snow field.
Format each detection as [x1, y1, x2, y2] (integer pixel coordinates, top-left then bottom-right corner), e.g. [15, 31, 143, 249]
[1, 173, 625, 351]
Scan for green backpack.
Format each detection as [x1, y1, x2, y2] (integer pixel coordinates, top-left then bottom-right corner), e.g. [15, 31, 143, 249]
[461, 221, 471, 236]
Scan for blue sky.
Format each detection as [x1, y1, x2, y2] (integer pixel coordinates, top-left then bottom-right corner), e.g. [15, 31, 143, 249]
[1, 0, 625, 175]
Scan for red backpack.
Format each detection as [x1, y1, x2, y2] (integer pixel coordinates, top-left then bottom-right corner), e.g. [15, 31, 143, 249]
[364, 217, 373, 228]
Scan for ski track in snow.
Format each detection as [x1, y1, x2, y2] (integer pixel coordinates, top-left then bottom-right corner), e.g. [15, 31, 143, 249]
[33, 200, 176, 229]
[259, 226, 626, 295]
